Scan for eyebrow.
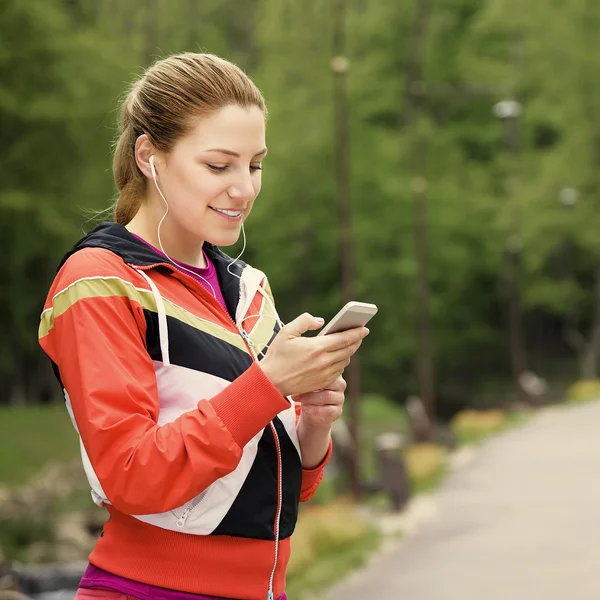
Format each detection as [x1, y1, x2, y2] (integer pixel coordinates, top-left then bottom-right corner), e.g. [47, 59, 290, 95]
[205, 148, 268, 158]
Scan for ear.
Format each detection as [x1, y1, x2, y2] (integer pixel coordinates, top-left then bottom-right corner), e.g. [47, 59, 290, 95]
[135, 134, 157, 180]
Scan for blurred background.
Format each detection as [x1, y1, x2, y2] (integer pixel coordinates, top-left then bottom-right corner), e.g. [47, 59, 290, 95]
[2, 0, 600, 598]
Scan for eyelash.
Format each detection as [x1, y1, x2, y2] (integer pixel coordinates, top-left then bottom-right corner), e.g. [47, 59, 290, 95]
[207, 164, 263, 173]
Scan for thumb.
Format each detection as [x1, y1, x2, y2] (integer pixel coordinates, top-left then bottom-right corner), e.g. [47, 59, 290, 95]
[285, 313, 325, 336]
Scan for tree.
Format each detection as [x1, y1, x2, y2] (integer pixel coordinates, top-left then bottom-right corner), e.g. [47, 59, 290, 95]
[0, 0, 127, 403]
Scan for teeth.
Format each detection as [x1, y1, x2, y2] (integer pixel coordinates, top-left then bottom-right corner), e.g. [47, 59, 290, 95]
[212, 208, 241, 217]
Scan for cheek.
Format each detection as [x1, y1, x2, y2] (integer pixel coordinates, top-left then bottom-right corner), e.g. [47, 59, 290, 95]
[180, 172, 223, 206]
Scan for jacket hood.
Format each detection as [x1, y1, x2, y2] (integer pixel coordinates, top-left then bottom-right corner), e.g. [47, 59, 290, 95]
[59, 222, 248, 317]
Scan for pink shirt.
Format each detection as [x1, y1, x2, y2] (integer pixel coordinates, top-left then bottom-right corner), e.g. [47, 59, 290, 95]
[131, 234, 228, 314]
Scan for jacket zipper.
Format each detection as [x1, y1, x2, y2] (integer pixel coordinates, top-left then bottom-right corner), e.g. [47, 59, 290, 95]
[176, 507, 194, 528]
[242, 329, 282, 600]
[174, 490, 208, 528]
[135, 262, 284, 599]
[267, 422, 283, 600]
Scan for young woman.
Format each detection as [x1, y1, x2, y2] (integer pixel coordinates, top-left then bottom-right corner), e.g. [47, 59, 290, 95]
[38, 53, 368, 600]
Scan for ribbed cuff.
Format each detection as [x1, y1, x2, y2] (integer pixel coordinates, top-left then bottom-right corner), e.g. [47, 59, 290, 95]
[208, 362, 290, 448]
[300, 439, 333, 500]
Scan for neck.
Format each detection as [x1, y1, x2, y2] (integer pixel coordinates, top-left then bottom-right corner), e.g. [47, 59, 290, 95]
[126, 201, 207, 268]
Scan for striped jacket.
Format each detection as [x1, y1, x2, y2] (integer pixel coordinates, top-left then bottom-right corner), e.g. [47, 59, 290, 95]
[38, 223, 331, 600]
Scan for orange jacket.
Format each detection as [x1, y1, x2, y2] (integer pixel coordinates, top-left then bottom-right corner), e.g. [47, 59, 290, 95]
[38, 223, 331, 600]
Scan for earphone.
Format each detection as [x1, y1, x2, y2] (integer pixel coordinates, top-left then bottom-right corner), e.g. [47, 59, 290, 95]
[148, 154, 284, 356]
[149, 154, 157, 178]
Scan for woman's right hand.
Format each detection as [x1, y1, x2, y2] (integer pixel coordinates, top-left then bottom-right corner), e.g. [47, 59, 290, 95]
[258, 313, 369, 398]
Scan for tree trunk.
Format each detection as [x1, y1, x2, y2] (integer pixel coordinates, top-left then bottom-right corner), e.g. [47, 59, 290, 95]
[503, 243, 528, 398]
[579, 264, 600, 379]
[188, 0, 201, 49]
[402, 0, 431, 128]
[411, 175, 435, 427]
[144, 0, 159, 66]
[332, 0, 360, 500]
[403, 0, 436, 428]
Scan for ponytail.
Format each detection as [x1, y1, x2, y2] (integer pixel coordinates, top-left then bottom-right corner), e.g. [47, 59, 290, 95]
[112, 98, 145, 225]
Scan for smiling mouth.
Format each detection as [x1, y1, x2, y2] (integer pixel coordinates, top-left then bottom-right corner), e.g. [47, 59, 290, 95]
[209, 207, 243, 219]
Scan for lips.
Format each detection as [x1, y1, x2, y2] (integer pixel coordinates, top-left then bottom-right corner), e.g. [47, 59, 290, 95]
[209, 207, 242, 218]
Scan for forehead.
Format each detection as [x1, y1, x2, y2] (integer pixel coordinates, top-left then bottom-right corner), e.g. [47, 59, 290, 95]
[180, 104, 266, 153]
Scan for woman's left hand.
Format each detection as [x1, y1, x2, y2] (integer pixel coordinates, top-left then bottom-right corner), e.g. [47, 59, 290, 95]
[292, 375, 346, 429]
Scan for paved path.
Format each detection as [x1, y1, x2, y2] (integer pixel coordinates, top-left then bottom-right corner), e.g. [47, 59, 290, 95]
[321, 401, 600, 600]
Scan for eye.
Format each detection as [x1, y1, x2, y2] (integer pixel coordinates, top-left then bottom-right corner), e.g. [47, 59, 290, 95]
[207, 164, 228, 172]
[250, 164, 263, 172]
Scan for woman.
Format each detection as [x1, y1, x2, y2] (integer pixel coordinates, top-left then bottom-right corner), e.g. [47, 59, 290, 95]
[38, 53, 368, 600]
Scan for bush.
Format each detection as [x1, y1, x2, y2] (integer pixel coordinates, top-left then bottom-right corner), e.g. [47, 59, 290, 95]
[450, 408, 508, 445]
[565, 379, 600, 403]
[403, 443, 447, 493]
[288, 501, 369, 576]
[0, 517, 54, 563]
[357, 394, 408, 430]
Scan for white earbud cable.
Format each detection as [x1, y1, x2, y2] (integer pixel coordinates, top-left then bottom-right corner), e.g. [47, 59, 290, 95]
[151, 164, 217, 298]
[150, 157, 284, 355]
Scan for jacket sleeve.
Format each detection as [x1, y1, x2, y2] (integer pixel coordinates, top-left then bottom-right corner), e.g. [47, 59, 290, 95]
[294, 398, 333, 502]
[38, 249, 290, 516]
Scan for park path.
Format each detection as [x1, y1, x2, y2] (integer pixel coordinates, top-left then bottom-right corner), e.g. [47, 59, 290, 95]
[321, 400, 600, 600]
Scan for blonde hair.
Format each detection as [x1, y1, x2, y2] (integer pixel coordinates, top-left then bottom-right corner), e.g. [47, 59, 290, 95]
[112, 53, 266, 225]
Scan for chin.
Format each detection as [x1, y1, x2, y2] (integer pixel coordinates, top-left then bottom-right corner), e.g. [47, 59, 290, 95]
[206, 229, 242, 248]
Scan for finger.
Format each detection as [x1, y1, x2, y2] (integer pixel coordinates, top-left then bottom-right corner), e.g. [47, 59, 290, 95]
[302, 404, 343, 423]
[327, 376, 347, 393]
[323, 360, 350, 386]
[285, 313, 325, 337]
[297, 390, 344, 406]
[327, 339, 363, 366]
[318, 326, 369, 353]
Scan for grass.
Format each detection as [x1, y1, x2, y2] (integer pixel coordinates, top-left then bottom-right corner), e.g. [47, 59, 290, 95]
[0, 515, 55, 562]
[286, 501, 381, 599]
[286, 527, 380, 599]
[0, 404, 78, 486]
[404, 443, 448, 494]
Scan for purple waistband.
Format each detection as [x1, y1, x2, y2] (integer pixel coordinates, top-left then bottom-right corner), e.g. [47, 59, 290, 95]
[79, 563, 286, 600]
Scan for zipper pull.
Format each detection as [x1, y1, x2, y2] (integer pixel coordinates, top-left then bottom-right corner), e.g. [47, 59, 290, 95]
[176, 508, 192, 528]
[267, 592, 273, 600]
[239, 326, 255, 348]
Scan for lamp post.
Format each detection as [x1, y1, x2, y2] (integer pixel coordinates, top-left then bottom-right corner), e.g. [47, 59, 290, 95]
[493, 98, 529, 402]
[557, 186, 578, 283]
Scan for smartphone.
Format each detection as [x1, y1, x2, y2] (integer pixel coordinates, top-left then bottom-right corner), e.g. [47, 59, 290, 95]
[317, 301, 378, 336]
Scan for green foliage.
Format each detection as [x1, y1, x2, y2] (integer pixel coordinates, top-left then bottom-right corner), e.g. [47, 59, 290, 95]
[450, 407, 530, 445]
[0, 405, 78, 485]
[3, 0, 600, 412]
[355, 394, 409, 484]
[287, 528, 380, 599]
[287, 501, 381, 599]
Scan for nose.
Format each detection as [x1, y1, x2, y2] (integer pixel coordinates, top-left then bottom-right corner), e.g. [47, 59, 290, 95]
[228, 173, 256, 201]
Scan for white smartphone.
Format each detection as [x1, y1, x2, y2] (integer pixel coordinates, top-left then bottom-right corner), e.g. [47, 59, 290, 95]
[317, 301, 378, 336]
